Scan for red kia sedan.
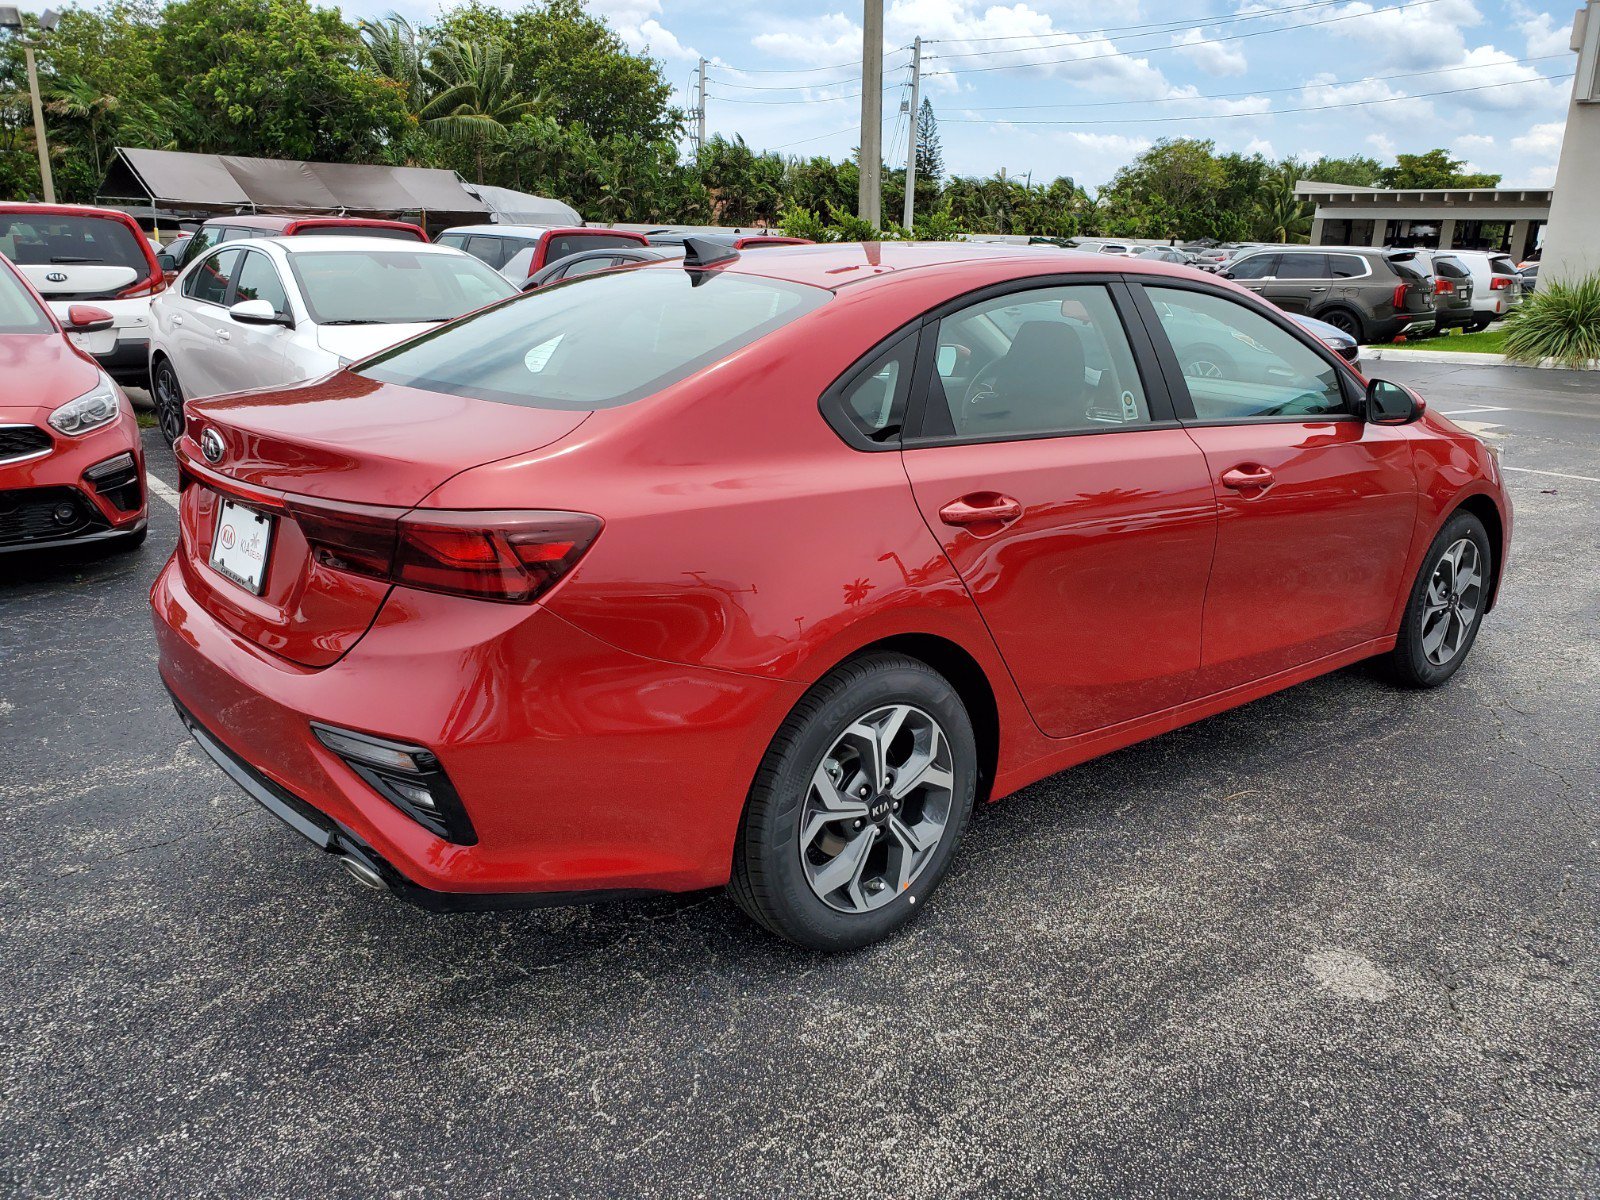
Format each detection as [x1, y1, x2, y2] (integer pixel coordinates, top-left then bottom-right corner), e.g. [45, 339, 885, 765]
[1, 255, 147, 557]
[151, 242, 1509, 949]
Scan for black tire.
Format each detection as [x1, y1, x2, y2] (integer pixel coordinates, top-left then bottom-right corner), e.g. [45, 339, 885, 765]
[729, 653, 976, 951]
[1468, 316, 1492, 333]
[151, 358, 186, 449]
[1317, 307, 1364, 341]
[1387, 511, 1492, 688]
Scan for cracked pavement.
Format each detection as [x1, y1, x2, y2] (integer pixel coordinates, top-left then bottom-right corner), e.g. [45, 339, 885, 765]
[1, 361, 1595, 1197]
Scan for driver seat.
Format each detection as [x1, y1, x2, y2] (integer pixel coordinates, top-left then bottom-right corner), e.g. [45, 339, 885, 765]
[982, 321, 1087, 433]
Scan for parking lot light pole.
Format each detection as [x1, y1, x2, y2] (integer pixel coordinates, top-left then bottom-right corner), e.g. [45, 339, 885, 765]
[0, 6, 59, 203]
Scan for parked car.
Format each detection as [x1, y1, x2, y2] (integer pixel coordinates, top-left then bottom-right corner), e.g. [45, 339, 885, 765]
[523, 245, 682, 289]
[0, 202, 167, 388]
[167, 215, 429, 277]
[1444, 250, 1524, 329]
[1071, 239, 1136, 256]
[1519, 262, 1539, 293]
[1220, 246, 1436, 343]
[147, 237, 517, 445]
[1191, 243, 1266, 273]
[1134, 246, 1194, 266]
[0, 254, 146, 556]
[1388, 249, 1476, 335]
[435, 224, 650, 284]
[152, 243, 1509, 950]
[161, 231, 194, 268]
[643, 232, 812, 250]
[1290, 313, 1360, 364]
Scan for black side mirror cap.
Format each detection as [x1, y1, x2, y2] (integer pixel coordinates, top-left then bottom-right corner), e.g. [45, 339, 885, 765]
[1366, 378, 1426, 425]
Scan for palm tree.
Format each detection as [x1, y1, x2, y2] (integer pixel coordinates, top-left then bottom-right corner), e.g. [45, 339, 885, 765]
[419, 39, 538, 184]
[46, 76, 121, 183]
[1255, 169, 1313, 242]
[358, 13, 429, 115]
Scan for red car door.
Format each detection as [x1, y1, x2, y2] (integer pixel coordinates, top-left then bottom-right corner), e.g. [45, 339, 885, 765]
[900, 282, 1218, 739]
[1135, 282, 1419, 694]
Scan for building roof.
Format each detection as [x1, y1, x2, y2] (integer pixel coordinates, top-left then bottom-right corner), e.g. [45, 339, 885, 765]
[1295, 180, 1553, 206]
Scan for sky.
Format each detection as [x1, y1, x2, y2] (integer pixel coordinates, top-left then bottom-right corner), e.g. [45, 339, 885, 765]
[457, 0, 1581, 189]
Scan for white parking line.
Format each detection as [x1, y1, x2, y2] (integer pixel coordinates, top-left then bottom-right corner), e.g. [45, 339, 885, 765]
[1504, 466, 1600, 484]
[147, 476, 181, 510]
[1440, 406, 1512, 416]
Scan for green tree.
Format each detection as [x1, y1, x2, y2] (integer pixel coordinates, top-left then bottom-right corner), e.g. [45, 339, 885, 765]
[358, 13, 429, 114]
[1380, 148, 1500, 188]
[420, 37, 538, 182]
[1302, 154, 1383, 188]
[915, 98, 943, 182]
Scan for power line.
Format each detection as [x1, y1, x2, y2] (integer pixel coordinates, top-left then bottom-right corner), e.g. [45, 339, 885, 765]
[706, 81, 905, 106]
[924, 0, 1446, 76]
[923, 0, 1364, 49]
[707, 47, 910, 76]
[940, 72, 1572, 124]
[945, 53, 1569, 112]
[708, 49, 911, 91]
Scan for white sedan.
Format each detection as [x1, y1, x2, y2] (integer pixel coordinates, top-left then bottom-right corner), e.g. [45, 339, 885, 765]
[147, 236, 517, 446]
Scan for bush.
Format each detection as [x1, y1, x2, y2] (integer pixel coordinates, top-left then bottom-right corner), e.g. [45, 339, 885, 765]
[1503, 273, 1600, 368]
[911, 206, 963, 241]
[778, 207, 832, 242]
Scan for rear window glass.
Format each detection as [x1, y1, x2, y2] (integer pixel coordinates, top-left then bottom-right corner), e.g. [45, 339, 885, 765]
[358, 267, 829, 410]
[1488, 255, 1517, 276]
[294, 225, 424, 242]
[288, 250, 515, 324]
[543, 233, 641, 265]
[0, 214, 147, 272]
[0, 265, 53, 333]
[1435, 257, 1470, 279]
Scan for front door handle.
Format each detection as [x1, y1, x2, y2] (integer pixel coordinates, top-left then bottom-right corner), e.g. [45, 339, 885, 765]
[1220, 465, 1276, 493]
[939, 493, 1023, 528]
[1309, 285, 1327, 292]
[171, 315, 184, 327]
[217, 330, 231, 342]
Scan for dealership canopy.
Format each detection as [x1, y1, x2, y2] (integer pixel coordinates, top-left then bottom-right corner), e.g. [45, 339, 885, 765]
[99, 148, 492, 223]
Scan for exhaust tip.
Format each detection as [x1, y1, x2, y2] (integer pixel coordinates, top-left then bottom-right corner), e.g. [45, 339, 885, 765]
[339, 854, 387, 892]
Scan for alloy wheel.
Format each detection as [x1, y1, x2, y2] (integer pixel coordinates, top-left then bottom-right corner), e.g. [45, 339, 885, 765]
[153, 365, 185, 446]
[799, 704, 956, 914]
[1421, 538, 1483, 666]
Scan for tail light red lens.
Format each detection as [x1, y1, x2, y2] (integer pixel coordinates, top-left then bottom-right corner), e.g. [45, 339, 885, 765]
[1392, 282, 1409, 309]
[1490, 276, 1512, 290]
[286, 498, 601, 603]
[1433, 277, 1454, 295]
[115, 273, 166, 299]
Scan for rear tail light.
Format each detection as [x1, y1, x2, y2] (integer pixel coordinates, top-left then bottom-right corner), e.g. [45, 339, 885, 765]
[1392, 282, 1408, 309]
[1490, 276, 1512, 290]
[1433, 277, 1454, 295]
[115, 272, 166, 299]
[286, 498, 602, 604]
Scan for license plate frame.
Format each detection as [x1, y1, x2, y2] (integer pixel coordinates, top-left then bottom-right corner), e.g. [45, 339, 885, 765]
[209, 497, 275, 596]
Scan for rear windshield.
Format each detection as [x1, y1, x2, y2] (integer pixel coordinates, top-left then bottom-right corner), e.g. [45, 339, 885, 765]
[287, 250, 516, 324]
[0, 265, 53, 333]
[0, 213, 148, 272]
[357, 266, 829, 410]
[1488, 255, 1518, 276]
[294, 225, 425, 242]
[544, 233, 642, 265]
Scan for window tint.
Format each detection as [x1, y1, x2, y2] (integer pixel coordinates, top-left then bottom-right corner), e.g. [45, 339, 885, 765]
[1488, 255, 1517, 276]
[358, 268, 827, 411]
[1435, 256, 1470, 280]
[293, 225, 422, 241]
[1227, 253, 1279, 280]
[1327, 254, 1367, 279]
[0, 264, 52, 333]
[184, 248, 241, 305]
[436, 234, 468, 250]
[180, 226, 216, 268]
[922, 285, 1151, 440]
[214, 226, 254, 242]
[1147, 286, 1348, 421]
[465, 235, 511, 269]
[543, 233, 644, 266]
[0, 214, 148, 272]
[1276, 253, 1328, 280]
[231, 250, 289, 314]
[833, 334, 914, 441]
[559, 256, 616, 279]
[288, 250, 514, 324]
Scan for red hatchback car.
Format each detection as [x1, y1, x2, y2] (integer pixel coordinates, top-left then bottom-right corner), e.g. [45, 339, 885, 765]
[151, 243, 1509, 949]
[1, 255, 147, 557]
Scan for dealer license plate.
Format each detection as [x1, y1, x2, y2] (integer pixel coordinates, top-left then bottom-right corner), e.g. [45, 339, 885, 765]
[209, 498, 274, 595]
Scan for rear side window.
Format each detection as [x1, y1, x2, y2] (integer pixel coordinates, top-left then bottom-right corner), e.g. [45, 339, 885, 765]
[465, 234, 513, 269]
[294, 225, 423, 242]
[1327, 254, 1367, 279]
[184, 248, 241, 305]
[0, 265, 52, 333]
[826, 332, 916, 445]
[0, 213, 147, 272]
[358, 267, 828, 410]
[1146, 286, 1347, 421]
[543, 233, 642, 266]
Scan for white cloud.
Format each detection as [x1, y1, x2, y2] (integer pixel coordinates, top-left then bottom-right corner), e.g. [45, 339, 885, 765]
[1243, 137, 1275, 158]
[1366, 132, 1397, 158]
[1512, 121, 1565, 156]
[750, 12, 860, 65]
[1171, 28, 1248, 77]
[1454, 133, 1495, 152]
[592, 0, 698, 61]
[1521, 10, 1573, 57]
[1301, 74, 1434, 121]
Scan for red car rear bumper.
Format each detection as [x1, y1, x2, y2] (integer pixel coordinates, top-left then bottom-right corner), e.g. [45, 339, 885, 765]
[151, 554, 800, 903]
[0, 406, 146, 553]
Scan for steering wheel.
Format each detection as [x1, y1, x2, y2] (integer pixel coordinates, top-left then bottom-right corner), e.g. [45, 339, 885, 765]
[1253, 391, 1326, 418]
[961, 350, 1005, 408]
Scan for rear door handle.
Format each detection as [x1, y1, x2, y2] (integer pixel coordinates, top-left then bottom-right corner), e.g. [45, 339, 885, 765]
[939, 493, 1023, 528]
[217, 330, 231, 342]
[171, 315, 184, 327]
[1309, 285, 1327, 292]
[1221, 465, 1276, 492]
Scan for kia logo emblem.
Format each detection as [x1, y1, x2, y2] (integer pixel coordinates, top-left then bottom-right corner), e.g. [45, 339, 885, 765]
[46, 271, 67, 283]
[201, 428, 225, 464]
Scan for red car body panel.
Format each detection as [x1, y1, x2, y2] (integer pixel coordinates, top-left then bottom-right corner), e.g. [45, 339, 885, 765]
[530, 228, 649, 273]
[0, 259, 147, 553]
[150, 243, 1510, 903]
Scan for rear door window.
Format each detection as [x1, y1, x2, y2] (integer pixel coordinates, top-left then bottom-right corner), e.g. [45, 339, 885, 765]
[1276, 253, 1329, 280]
[358, 267, 827, 410]
[465, 235, 511, 269]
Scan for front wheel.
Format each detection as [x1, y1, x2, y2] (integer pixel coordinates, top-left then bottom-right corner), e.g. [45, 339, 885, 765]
[151, 359, 186, 449]
[1388, 511, 1492, 687]
[730, 654, 976, 950]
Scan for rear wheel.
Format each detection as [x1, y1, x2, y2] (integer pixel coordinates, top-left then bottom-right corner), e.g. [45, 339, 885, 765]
[151, 358, 185, 448]
[1468, 316, 1493, 333]
[730, 654, 976, 950]
[1387, 511, 1492, 687]
[1317, 307, 1364, 341]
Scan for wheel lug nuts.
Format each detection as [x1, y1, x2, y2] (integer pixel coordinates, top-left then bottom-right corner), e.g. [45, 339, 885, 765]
[853, 818, 864, 830]
[858, 786, 870, 797]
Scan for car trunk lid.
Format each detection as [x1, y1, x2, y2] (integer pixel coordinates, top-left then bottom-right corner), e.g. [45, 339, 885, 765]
[176, 374, 589, 667]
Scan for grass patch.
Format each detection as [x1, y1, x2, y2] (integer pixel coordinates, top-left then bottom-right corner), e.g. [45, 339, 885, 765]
[1389, 328, 1507, 355]
[135, 410, 158, 429]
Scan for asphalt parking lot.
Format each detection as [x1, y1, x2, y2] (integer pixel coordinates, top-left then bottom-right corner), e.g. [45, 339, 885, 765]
[2, 360, 1595, 1197]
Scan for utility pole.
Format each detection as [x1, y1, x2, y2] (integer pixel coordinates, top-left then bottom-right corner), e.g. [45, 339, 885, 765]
[902, 36, 922, 231]
[1, 7, 60, 203]
[694, 57, 707, 157]
[858, 0, 882, 227]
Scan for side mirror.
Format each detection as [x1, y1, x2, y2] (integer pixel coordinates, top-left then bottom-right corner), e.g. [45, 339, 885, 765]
[228, 298, 290, 328]
[66, 304, 115, 334]
[156, 252, 177, 272]
[1366, 378, 1426, 425]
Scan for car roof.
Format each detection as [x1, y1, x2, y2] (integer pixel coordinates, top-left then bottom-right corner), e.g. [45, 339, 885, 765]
[250, 235, 469, 256]
[654, 240, 1210, 293]
[439, 224, 566, 237]
[205, 214, 421, 231]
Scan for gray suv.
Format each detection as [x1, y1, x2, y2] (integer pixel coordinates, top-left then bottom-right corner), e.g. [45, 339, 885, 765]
[1220, 247, 1436, 344]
